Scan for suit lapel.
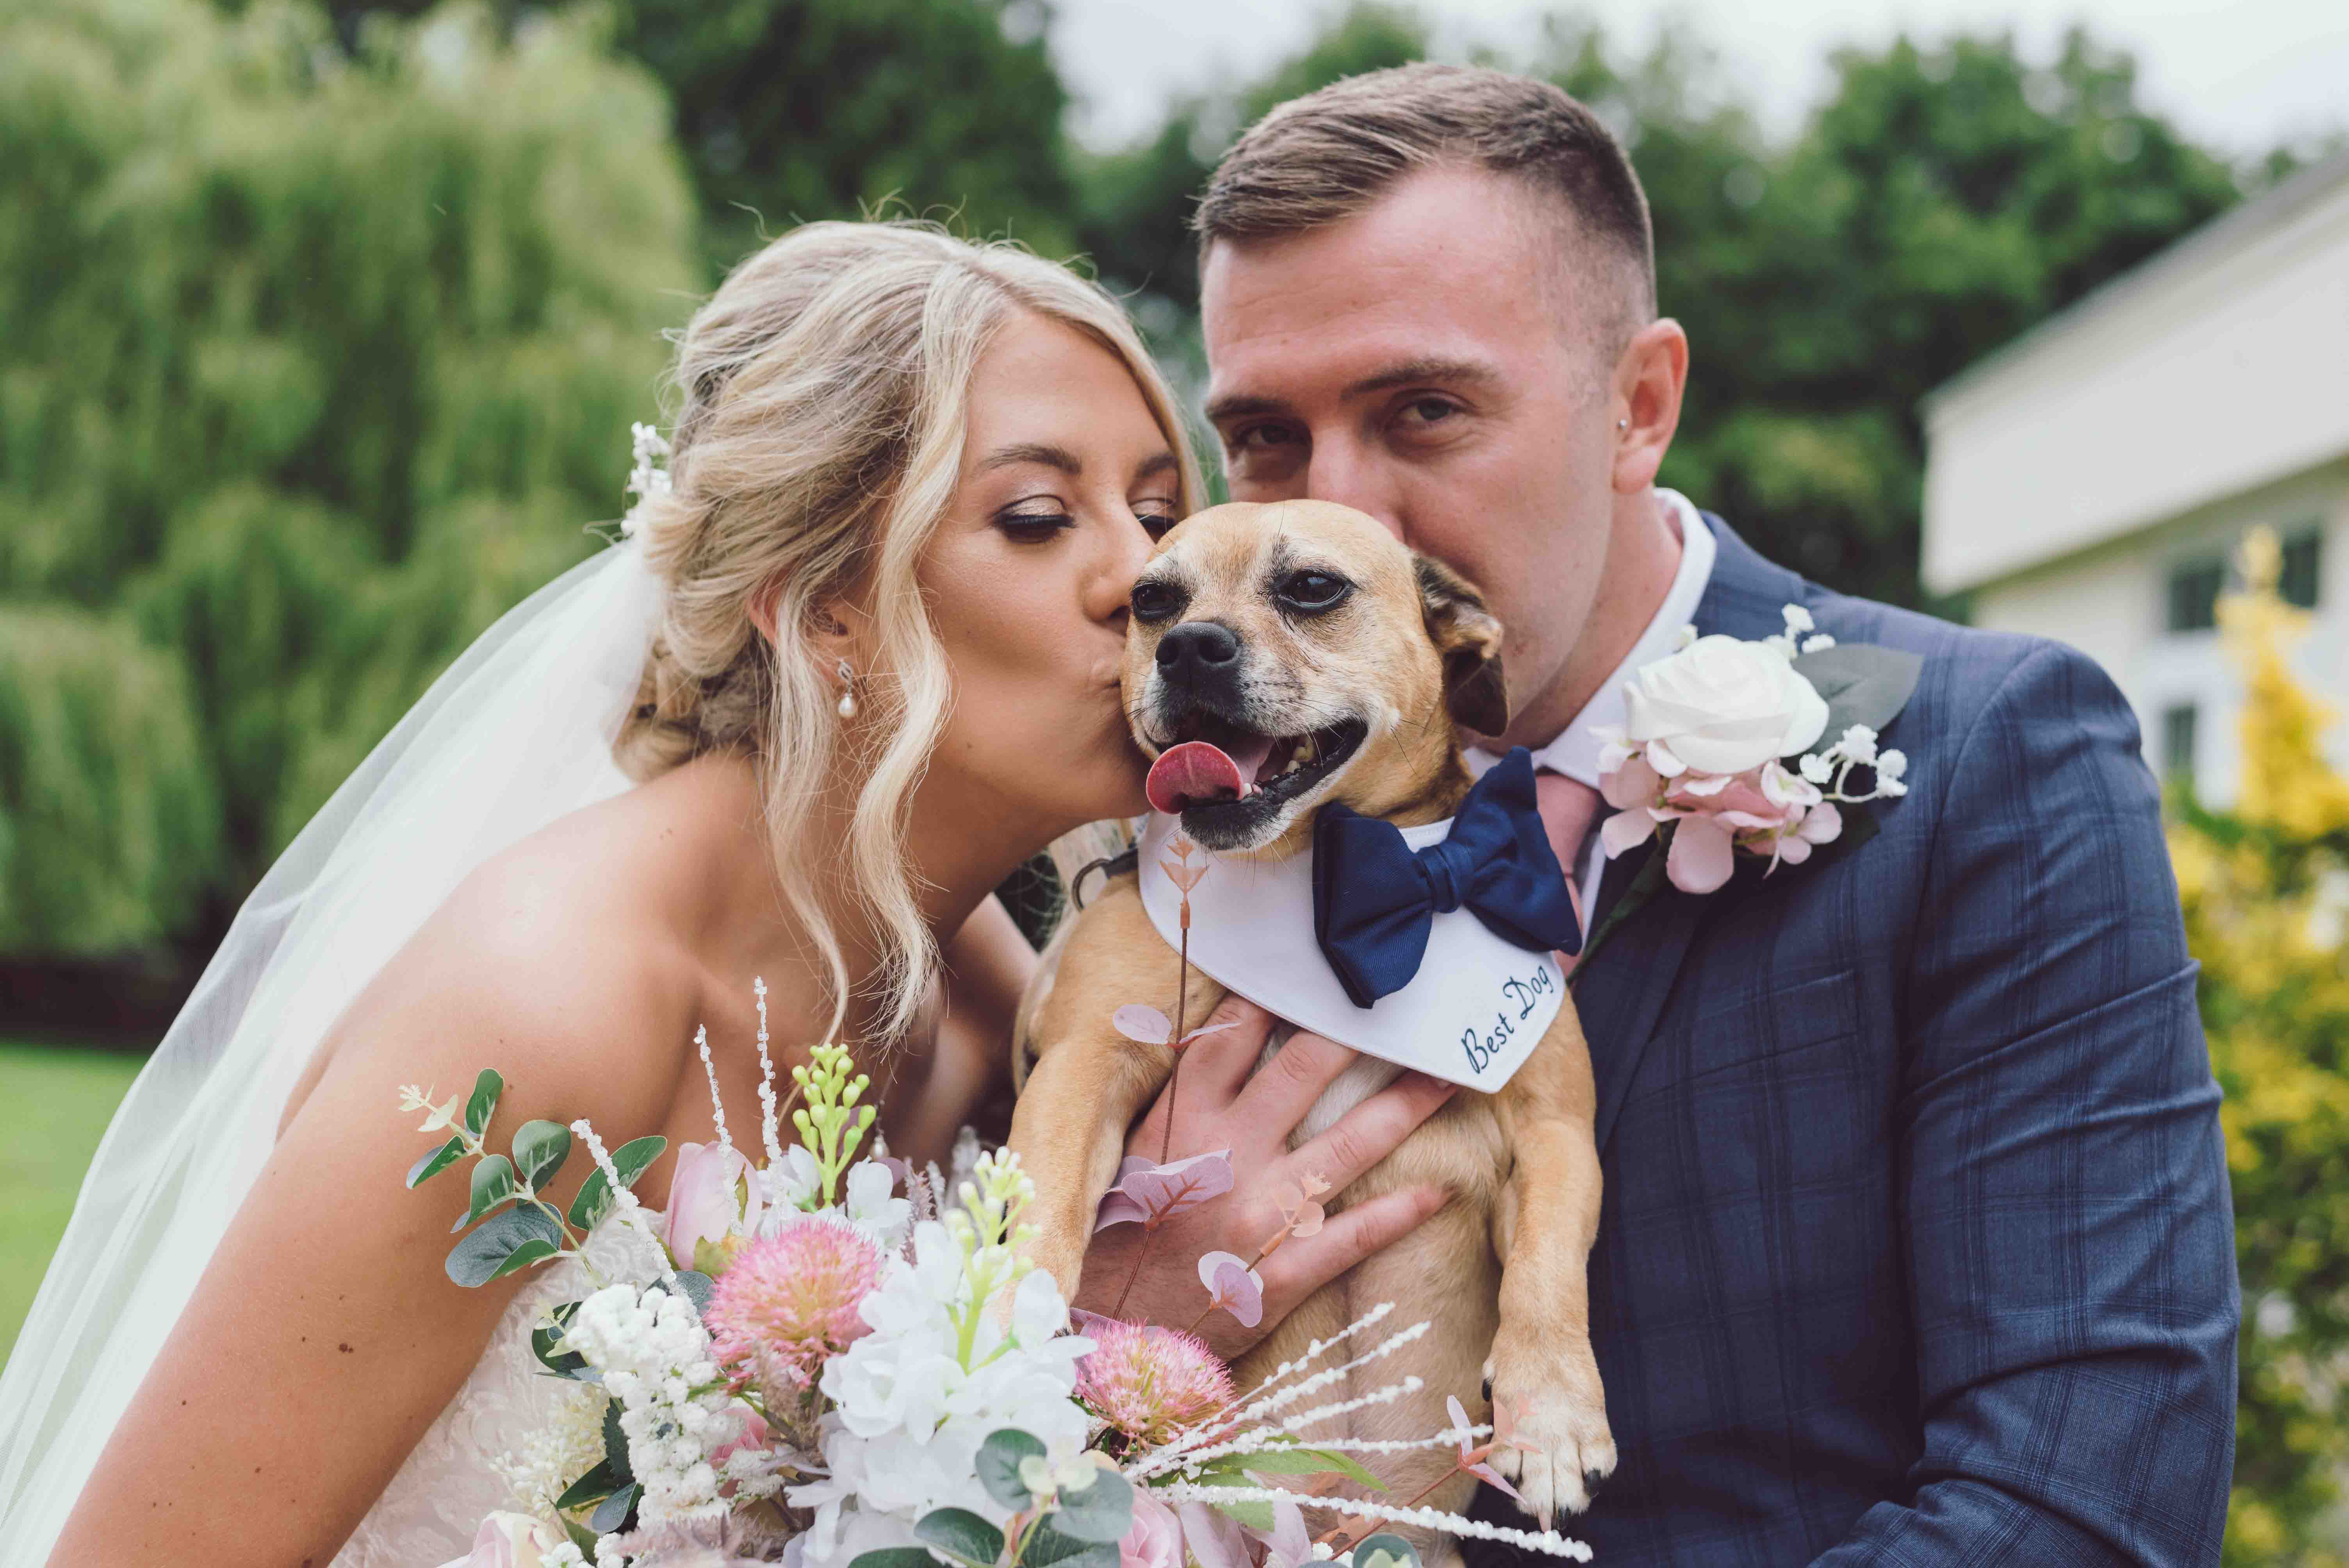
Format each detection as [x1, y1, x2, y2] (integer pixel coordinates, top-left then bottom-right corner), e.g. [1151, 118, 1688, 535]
[1576, 513, 1811, 1152]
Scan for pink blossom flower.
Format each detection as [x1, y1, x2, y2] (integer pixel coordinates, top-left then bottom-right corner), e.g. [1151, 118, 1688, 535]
[1076, 1318, 1237, 1444]
[439, 1511, 565, 1568]
[706, 1217, 883, 1404]
[1447, 1393, 1520, 1502]
[1197, 1250, 1264, 1328]
[1121, 1487, 1186, 1568]
[1599, 754, 1842, 895]
[663, 1140, 762, 1264]
[1093, 1149, 1235, 1232]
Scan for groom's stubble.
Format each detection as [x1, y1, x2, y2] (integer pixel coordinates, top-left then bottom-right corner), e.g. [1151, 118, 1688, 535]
[1198, 162, 1690, 753]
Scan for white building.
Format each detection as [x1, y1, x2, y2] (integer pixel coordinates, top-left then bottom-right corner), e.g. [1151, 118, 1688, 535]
[1921, 151, 2349, 804]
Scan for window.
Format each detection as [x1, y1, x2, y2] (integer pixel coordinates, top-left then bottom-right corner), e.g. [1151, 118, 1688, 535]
[2167, 560, 2223, 633]
[2281, 527, 2322, 609]
[2162, 704, 2198, 782]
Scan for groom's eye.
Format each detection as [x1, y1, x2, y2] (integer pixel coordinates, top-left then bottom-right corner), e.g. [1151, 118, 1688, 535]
[1398, 397, 1460, 428]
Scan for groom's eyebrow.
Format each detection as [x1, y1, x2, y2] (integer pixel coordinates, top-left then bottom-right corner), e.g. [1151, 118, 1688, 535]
[1204, 357, 1503, 425]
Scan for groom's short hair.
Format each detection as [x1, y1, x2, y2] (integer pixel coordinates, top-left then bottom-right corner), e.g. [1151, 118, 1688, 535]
[1195, 63, 1656, 355]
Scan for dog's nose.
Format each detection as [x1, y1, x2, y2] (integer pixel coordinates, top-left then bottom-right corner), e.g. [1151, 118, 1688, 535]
[1155, 620, 1242, 688]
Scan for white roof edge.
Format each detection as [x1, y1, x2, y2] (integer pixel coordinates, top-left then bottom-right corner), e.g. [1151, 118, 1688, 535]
[1921, 150, 2349, 421]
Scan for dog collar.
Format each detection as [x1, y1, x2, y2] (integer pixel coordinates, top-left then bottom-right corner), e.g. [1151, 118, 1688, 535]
[1135, 809, 1567, 1092]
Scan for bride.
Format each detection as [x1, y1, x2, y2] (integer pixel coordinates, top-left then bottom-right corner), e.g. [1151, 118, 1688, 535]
[0, 221, 1454, 1566]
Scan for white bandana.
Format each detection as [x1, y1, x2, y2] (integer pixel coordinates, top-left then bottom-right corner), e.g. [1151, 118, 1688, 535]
[1135, 810, 1567, 1092]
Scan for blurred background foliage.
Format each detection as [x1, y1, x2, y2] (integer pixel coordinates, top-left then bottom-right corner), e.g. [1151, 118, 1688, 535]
[2173, 533, 2349, 1564]
[2, 0, 2340, 1549]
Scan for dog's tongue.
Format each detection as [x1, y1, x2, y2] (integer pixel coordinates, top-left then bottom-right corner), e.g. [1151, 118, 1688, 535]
[1147, 737, 1277, 814]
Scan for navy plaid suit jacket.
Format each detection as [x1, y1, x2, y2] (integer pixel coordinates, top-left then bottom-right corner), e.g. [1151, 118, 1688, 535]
[1469, 513, 2238, 1566]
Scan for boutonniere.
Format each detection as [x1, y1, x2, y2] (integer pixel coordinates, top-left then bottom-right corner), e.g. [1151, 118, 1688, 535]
[1577, 606, 1919, 964]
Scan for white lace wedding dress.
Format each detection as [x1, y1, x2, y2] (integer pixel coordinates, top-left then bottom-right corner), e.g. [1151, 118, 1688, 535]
[334, 1215, 667, 1567]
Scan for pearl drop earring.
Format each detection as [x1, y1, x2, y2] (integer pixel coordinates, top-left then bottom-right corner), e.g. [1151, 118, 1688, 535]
[835, 658, 856, 720]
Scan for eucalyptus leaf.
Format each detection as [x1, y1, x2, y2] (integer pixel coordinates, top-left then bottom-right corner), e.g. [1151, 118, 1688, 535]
[590, 1480, 639, 1534]
[1355, 1534, 1422, 1568]
[463, 1154, 517, 1226]
[1023, 1520, 1119, 1568]
[1210, 1499, 1274, 1531]
[445, 1203, 564, 1287]
[569, 1134, 668, 1230]
[463, 1067, 504, 1139]
[849, 1553, 940, 1568]
[1791, 644, 1923, 751]
[405, 1135, 465, 1189]
[512, 1119, 571, 1190]
[1050, 1466, 1133, 1543]
[913, 1506, 1005, 1567]
[976, 1427, 1046, 1510]
[672, 1270, 715, 1318]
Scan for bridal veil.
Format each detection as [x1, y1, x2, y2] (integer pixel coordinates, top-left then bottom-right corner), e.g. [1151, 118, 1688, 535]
[0, 534, 661, 1559]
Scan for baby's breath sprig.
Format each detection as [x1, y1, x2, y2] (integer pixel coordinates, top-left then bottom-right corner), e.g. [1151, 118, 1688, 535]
[790, 1042, 875, 1206]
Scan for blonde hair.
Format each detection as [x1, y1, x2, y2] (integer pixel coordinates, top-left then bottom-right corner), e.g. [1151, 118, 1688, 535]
[617, 221, 1200, 1043]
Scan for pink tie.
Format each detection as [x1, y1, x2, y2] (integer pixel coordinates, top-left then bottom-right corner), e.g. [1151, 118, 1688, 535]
[1534, 769, 1604, 975]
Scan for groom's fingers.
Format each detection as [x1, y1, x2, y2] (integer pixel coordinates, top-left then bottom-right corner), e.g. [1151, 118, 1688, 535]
[1239, 1025, 1371, 1128]
[1262, 1183, 1451, 1310]
[1179, 994, 1276, 1102]
[1285, 1069, 1458, 1196]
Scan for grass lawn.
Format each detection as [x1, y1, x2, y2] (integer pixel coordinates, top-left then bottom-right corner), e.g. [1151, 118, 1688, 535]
[0, 1041, 145, 1359]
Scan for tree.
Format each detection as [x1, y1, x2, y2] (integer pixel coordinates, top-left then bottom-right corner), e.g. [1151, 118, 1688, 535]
[0, 0, 700, 953]
[2171, 530, 2349, 1565]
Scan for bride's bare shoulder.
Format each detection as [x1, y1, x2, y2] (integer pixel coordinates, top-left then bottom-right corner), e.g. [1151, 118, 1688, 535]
[310, 768, 731, 1132]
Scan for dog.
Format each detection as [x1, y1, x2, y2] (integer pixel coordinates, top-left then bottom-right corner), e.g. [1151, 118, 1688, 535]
[1007, 500, 1615, 1549]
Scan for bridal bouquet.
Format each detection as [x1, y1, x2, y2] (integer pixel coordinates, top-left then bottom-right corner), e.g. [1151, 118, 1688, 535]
[401, 976, 1593, 1568]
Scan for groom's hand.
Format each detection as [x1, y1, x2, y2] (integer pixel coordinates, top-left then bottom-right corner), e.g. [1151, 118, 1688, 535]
[1074, 994, 1456, 1362]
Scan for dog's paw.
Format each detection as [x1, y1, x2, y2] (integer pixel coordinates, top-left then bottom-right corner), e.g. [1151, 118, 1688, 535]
[1480, 1337, 1615, 1527]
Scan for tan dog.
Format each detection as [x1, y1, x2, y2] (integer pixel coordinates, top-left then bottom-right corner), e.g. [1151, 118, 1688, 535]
[1007, 501, 1615, 1546]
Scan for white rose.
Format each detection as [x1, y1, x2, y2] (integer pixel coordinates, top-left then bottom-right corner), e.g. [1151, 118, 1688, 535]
[441, 1511, 566, 1568]
[1621, 634, 1829, 777]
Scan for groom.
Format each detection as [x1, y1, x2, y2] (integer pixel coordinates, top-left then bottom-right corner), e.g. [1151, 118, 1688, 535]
[1190, 65, 2238, 1564]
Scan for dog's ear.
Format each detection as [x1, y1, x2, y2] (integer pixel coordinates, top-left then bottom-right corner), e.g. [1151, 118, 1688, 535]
[1414, 554, 1508, 736]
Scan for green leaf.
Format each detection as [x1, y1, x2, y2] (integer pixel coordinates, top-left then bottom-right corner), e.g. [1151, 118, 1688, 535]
[976, 1427, 1046, 1511]
[561, 1514, 601, 1553]
[603, 1396, 633, 1483]
[531, 1300, 596, 1381]
[1354, 1534, 1422, 1568]
[512, 1119, 571, 1191]
[1570, 842, 1670, 982]
[405, 1135, 465, 1189]
[567, 1134, 667, 1231]
[672, 1270, 715, 1318]
[849, 1553, 939, 1568]
[1050, 1466, 1133, 1543]
[1237, 1445, 1387, 1490]
[462, 1154, 517, 1226]
[1022, 1521, 1119, 1568]
[589, 1479, 638, 1534]
[1210, 1499, 1274, 1531]
[445, 1203, 564, 1287]
[913, 1506, 1005, 1567]
[1791, 644, 1923, 748]
[553, 1458, 620, 1511]
[463, 1068, 504, 1140]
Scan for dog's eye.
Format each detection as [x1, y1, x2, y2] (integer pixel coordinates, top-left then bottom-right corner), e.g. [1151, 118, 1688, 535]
[1131, 580, 1185, 623]
[1275, 570, 1352, 615]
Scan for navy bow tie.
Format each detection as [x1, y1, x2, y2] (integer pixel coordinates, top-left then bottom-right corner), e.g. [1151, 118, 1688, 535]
[1311, 747, 1583, 1009]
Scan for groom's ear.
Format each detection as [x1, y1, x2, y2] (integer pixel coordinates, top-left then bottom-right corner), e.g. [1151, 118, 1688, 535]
[1413, 554, 1509, 737]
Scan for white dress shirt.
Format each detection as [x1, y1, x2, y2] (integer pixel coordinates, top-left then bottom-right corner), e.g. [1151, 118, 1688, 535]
[1466, 488, 1717, 915]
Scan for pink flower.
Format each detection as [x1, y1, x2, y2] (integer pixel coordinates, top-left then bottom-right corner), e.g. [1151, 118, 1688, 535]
[1076, 1318, 1237, 1444]
[1599, 753, 1842, 895]
[706, 1217, 883, 1405]
[439, 1511, 564, 1568]
[1121, 1488, 1186, 1568]
[663, 1140, 763, 1264]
